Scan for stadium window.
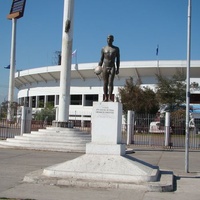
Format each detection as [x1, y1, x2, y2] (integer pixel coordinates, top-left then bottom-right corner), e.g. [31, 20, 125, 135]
[38, 96, 45, 108]
[71, 95, 82, 105]
[47, 95, 55, 107]
[32, 96, 36, 108]
[85, 94, 98, 106]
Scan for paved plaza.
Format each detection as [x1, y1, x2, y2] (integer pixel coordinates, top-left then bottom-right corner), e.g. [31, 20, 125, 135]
[0, 146, 200, 200]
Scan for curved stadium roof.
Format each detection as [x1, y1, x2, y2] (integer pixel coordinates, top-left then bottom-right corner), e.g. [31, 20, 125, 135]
[15, 60, 200, 89]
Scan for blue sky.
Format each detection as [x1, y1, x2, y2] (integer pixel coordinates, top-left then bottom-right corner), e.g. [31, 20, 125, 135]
[0, 0, 200, 103]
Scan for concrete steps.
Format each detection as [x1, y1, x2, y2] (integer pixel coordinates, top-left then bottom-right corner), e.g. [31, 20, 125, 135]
[13, 135, 89, 143]
[0, 127, 91, 152]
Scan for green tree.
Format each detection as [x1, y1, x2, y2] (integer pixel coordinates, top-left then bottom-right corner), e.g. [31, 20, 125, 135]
[0, 101, 19, 119]
[34, 102, 55, 123]
[119, 77, 159, 115]
[142, 86, 159, 114]
[155, 70, 186, 111]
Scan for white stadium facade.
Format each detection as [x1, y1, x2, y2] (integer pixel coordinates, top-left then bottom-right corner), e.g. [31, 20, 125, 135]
[15, 60, 200, 126]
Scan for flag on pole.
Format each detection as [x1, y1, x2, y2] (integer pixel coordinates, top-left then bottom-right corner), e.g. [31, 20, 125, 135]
[72, 49, 78, 64]
[72, 49, 77, 57]
[4, 65, 10, 69]
[156, 45, 159, 56]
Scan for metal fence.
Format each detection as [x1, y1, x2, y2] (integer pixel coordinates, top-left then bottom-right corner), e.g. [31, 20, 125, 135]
[1, 113, 200, 149]
[122, 127, 200, 149]
[122, 113, 200, 149]
[0, 118, 89, 139]
[0, 119, 21, 139]
[0, 119, 50, 139]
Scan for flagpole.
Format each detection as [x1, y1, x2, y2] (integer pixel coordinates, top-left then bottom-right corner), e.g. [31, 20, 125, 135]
[156, 45, 159, 68]
[185, 0, 192, 173]
[156, 45, 160, 75]
[75, 50, 78, 65]
[57, 0, 74, 124]
[72, 49, 77, 65]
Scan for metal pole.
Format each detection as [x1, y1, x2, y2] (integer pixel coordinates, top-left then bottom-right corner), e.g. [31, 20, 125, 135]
[185, 0, 192, 173]
[127, 110, 134, 145]
[156, 45, 159, 68]
[165, 112, 170, 146]
[7, 18, 17, 121]
[58, 0, 74, 122]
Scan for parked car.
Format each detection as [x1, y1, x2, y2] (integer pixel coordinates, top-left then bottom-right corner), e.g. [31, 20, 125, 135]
[149, 122, 164, 133]
[149, 121, 172, 133]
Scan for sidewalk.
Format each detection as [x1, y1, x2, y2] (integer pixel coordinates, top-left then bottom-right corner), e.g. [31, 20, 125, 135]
[0, 146, 199, 200]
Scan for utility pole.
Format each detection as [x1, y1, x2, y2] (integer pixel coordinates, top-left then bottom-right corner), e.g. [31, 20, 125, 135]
[7, 0, 26, 121]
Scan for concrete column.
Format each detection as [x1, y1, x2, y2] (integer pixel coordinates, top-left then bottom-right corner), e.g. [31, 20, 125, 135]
[54, 95, 57, 107]
[36, 96, 39, 108]
[29, 96, 32, 108]
[127, 110, 135, 145]
[44, 95, 47, 107]
[32, 97, 36, 108]
[20, 106, 32, 135]
[82, 94, 85, 106]
[25, 97, 29, 106]
[58, 0, 74, 123]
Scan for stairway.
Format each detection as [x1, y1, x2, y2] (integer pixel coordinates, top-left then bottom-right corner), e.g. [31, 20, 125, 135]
[0, 127, 91, 152]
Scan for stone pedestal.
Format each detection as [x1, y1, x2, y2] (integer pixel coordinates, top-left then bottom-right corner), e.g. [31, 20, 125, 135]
[91, 102, 122, 144]
[86, 102, 125, 155]
[41, 102, 161, 188]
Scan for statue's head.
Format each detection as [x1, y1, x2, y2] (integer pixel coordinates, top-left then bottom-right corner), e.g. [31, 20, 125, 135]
[107, 35, 114, 45]
[107, 35, 114, 40]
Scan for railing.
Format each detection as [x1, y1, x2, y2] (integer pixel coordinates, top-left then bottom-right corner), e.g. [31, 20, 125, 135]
[1, 114, 200, 149]
[31, 120, 51, 131]
[0, 119, 21, 139]
[122, 124, 200, 149]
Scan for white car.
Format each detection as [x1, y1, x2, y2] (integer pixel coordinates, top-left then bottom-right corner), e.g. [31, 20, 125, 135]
[149, 121, 165, 133]
[149, 121, 173, 133]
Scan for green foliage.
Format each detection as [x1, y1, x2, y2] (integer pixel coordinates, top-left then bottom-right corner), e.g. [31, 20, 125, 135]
[170, 109, 186, 134]
[170, 109, 185, 124]
[119, 70, 187, 118]
[34, 102, 55, 123]
[38, 101, 44, 108]
[142, 86, 159, 114]
[0, 101, 19, 119]
[156, 70, 186, 111]
[119, 77, 159, 115]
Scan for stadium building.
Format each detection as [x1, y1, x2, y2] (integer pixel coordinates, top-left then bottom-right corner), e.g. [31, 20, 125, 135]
[15, 60, 200, 125]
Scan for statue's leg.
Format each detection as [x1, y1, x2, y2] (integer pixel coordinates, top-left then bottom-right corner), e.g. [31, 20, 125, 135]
[108, 68, 115, 101]
[102, 68, 109, 101]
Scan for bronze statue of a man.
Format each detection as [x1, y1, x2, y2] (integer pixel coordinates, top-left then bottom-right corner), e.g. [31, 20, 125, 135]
[98, 35, 120, 102]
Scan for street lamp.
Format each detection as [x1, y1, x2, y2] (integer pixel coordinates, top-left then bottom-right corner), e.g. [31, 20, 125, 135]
[7, 0, 26, 121]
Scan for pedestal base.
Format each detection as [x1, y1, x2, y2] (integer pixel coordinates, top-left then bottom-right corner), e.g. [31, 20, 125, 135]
[23, 102, 174, 191]
[42, 154, 159, 184]
[43, 103, 160, 185]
